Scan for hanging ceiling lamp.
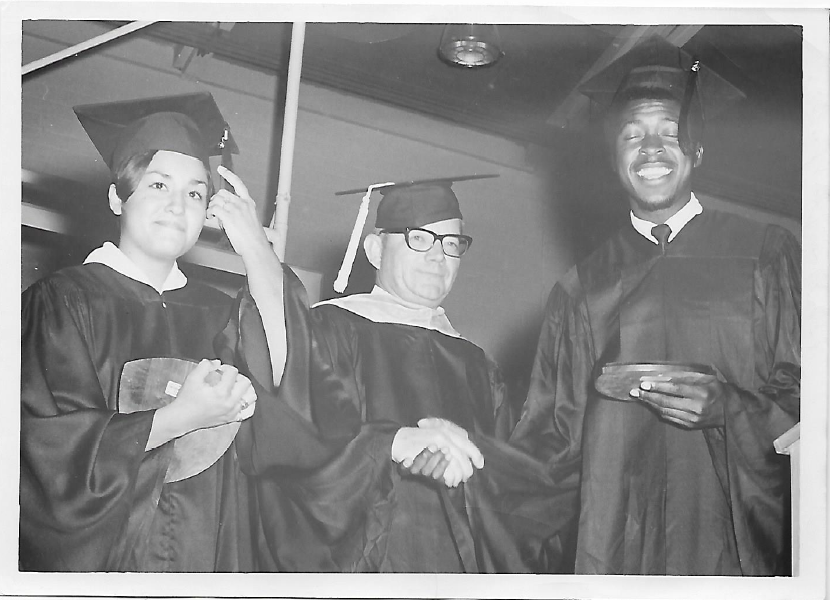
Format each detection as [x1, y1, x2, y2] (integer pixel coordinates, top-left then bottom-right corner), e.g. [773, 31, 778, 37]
[438, 24, 504, 68]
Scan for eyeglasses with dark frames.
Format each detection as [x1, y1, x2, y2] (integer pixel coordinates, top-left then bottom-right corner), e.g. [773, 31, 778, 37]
[381, 227, 473, 258]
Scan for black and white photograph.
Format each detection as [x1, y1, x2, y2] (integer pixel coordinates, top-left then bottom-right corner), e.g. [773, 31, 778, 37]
[2, 3, 827, 599]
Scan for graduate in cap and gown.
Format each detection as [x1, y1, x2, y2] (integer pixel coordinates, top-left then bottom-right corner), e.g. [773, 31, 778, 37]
[20, 93, 287, 571]
[510, 35, 801, 575]
[235, 177, 575, 573]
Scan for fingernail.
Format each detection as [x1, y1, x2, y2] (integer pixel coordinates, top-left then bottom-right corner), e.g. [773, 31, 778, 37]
[629, 388, 640, 398]
[640, 381, 652, 390]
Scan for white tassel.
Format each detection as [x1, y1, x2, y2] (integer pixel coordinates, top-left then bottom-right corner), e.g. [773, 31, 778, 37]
[333, 182, 393, 293]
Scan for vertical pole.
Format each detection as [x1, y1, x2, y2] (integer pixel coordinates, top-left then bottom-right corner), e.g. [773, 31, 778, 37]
[269, 22, 306, 261]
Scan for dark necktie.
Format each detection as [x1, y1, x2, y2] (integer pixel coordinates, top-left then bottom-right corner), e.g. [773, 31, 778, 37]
[651, 223, 672, 255]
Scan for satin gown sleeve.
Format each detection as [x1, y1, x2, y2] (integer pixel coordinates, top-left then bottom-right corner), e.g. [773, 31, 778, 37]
[232, 269, 402, 571]
[508, 279, 587, 571]
[231, 266, 374, 472]
[510, 279, 590, 471]
[20, 274, 172, 571]
[705, 225, 801, 574]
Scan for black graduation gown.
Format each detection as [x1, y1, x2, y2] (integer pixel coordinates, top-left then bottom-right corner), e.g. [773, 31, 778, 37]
[510, 208, 801, 575]
[20, 263, 254, 572]
[234, 276, 574, 573]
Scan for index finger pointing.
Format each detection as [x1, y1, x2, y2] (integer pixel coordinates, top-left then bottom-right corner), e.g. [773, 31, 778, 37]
[217, 165, 251, 200]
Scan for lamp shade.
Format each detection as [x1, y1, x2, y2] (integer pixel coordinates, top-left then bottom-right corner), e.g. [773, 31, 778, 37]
[438, 24, 504, 68]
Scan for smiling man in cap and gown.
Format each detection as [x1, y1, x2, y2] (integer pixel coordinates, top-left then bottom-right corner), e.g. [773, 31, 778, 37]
[235, 177, 574, 573]
[510, 35, 801, 575]
[20, 92, 288, 571]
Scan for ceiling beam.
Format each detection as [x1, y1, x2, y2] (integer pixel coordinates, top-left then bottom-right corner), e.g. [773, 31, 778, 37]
[546, 24, 704, 129]
[22, 21, 156, 76]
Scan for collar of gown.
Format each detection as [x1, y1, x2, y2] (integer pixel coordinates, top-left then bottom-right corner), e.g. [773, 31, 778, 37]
[84, 241, 187, 294]
[314, 285, 462, 338]
[630, 192, 703, 244]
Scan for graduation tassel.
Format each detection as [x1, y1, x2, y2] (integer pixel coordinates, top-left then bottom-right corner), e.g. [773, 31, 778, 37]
[206, 123, 235, 243]
[332, 182, 393, 293]
[219, 123, 233, 187]
[678, 58, 701, 156]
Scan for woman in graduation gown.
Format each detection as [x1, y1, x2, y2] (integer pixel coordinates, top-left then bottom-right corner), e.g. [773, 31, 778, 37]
[19, 93, 286, 572]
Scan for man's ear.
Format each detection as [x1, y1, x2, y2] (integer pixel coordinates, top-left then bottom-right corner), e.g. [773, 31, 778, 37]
[693, 144, 704, 168]
[363, 233, 383, 270]
[108, 184, 124, 216]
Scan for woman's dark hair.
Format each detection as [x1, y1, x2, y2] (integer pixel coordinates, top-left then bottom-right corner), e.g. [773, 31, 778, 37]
[113, 150, 157, 201]
[112, 150, 213, 201]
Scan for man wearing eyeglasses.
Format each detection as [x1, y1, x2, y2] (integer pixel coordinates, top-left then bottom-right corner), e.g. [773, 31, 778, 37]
[365, 223, 471, 311]
[236, 179, 571, 573]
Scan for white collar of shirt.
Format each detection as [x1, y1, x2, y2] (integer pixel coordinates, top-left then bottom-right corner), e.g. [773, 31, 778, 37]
[630, 192, 703, 245]
[83, 241, 187, 294]
[314, 285, 462, 338]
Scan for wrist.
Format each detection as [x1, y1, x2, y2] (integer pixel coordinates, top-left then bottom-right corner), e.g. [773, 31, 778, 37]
[390, 427, 404, 460]
[241, 239, 283, 275]
[390, 427, 414, 463]
[243, 232, 278, 258]
[152, 403, 192, 442]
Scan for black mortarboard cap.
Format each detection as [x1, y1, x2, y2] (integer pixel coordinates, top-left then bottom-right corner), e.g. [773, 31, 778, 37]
[376, 182, 462, 229]
[580, 35, 745, 152]
[580, 35, 745, 116]
[332, 174, 497, 292]
[73, 92, 238, 173]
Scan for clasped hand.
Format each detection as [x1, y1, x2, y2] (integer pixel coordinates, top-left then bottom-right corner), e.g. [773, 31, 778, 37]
[147, 359, 256, 451]
[391, 418, 484, 488]
[629, 372, 728, 429]
[173, 359, 257, 431]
